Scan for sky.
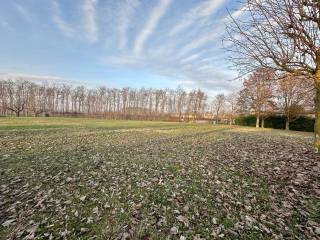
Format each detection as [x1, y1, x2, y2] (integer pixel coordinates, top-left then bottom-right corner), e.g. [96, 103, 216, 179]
[0, 0, 245, 95]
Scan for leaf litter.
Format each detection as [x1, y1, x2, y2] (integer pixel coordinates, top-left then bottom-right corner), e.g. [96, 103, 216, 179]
[0, 124, 319, 239]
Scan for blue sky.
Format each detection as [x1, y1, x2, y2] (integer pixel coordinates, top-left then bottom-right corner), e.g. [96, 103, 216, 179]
[0, 0, 244, 94]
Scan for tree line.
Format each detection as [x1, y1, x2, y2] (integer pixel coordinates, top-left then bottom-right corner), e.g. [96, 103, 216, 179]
[0, 79, 210, 121]
[0, 76, 315, 130]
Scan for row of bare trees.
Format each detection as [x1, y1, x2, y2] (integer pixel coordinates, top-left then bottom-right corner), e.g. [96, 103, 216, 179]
[0, 80, 209, 121]
[1, 76, 313, 127]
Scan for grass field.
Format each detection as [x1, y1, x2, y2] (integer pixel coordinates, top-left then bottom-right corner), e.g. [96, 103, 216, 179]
[0, 117, 319, 239]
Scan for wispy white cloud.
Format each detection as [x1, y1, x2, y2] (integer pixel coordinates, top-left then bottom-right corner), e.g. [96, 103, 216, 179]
[82, 0, 98, 43]
[0, 20, 13, 32]
[13, 3, 32, 22]
[178, 29, 223, 56]
[52, 1, 245, 92]
[0, 72, 89, 86]
[180, 54, 200, 64]
[169, 0, 226, 36]
[52, 0, 100, 42]
[133, 0, 171, 54]
[0, 72, 65, 82]
[177, 77, 240, 97]
[52, 16, 75, 37]
[52, 0, 75, 37]
[116, 0, 140, 49]
[104, 54, 143, 66]
[2, 1, 245, 93]
[228, 4, 247, 20]
[177, 6, 247, 57]
[103, 47, 238, 94]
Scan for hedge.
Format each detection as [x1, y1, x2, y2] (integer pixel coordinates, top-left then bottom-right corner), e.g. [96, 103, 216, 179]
[235, 115, 314, 132]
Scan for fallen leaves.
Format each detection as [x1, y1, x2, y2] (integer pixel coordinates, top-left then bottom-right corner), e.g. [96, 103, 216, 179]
[170, 226, 179, 235]
[176, 215, 189, 227]
[2, 219, 15, 227]
[0, 124, 319, 239]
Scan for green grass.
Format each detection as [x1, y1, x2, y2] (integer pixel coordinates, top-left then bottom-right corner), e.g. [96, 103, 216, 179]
[0, 117, 188, 130]
[0, 117, 317, 239]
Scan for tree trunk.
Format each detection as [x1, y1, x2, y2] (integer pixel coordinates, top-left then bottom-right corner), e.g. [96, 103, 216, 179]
[256, 113, 260, 128]
[216, 112, 219, 125]
[315, 71, 320, 153]
[261, 117, 265, 128]
[285, 118, 290, 130]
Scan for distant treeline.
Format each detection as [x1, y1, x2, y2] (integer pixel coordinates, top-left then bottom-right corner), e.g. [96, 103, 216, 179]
[1, 78, 315, 131]
[0, 80, 209, 121]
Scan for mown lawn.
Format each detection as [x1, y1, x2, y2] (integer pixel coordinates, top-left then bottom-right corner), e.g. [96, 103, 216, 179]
[0, 117, 319, 239]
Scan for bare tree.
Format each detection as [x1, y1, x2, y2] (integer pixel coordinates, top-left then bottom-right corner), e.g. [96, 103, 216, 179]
[238, 68, 274, 128]
[28, 83, 46, 116]
[0, 80, 8, 115]
[0, 79, 221, 121]
[212, 94, 226, 124]
[6, 80, 30, 117]
[226, 0, 320, 150]
[195, 89, 207, 120]
[276, 73, 314, 130]
[226, 92, 239, 125]
[175, 87, 187, 121]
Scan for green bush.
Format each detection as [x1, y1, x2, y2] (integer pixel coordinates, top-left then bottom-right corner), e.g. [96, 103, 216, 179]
[235, 115, 256, 127]
[290, 117, 314, 132]
[235, 115, 314, 132]
[264, 116, 286, 129]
